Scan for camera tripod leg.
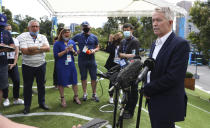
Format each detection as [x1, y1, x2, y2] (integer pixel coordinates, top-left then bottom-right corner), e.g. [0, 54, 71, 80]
[136, 87, 144, 128]
[116, 104, 125, 128]
[112, 88, 119, 128]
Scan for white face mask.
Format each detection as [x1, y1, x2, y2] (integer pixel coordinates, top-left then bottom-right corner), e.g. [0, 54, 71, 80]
[62, 35, 69, 42]
[123, 31, 131, 38]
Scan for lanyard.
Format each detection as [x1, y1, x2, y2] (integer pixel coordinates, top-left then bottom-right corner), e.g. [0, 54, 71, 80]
[83, 35, 90, 45]
[122, 36, 134, 53]
[0, 32, 5, 55]
[1, 32, 3, 44]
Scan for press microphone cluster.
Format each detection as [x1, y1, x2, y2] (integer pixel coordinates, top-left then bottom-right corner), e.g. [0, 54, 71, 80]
[135, 58, 155, 85]
[114, 58, 142, 90]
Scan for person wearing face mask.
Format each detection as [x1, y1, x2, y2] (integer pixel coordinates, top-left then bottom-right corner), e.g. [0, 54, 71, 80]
[16, 20, 50, 114]
[72, 21, 100, 102]
[104, 32, 123, 104]
[0, 14, 15, 107]
[53, 28, 81, 107]
[2, 24, 24, 107]
[118, 23, 141, 119]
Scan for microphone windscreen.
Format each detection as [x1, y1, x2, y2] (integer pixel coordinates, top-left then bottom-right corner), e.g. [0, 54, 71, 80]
[116, 59, 143, 89]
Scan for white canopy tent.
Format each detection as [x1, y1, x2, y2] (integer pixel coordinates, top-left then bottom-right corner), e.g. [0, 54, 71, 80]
[37, 0, 187, 17]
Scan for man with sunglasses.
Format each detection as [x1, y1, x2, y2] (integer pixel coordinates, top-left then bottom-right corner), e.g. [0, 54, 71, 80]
[17, 20, 50, 114]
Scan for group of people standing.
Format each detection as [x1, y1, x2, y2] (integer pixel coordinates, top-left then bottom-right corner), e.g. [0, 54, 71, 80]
[53, 21, 100, 107]
[0, 6, 190, 128]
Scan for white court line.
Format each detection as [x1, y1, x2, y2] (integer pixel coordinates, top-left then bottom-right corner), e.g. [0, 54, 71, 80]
[195, 85, 210, 94]
[5, 112, 112, 128]
[188, 103, 210, 114]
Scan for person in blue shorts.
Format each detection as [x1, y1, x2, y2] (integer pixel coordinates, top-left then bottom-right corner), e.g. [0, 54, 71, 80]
[72, 21, 100, 102]
[53, 28, 81, 107]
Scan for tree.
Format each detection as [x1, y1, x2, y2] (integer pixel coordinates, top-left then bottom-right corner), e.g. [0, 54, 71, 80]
[137, 17, 156, 48]
[14, 15, 35, 33]
[188, 1, 210, 59]
[2, 6, 19, 32]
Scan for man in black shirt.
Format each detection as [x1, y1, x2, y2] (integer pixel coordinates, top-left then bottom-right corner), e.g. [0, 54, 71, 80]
[118, 23, 140, 119]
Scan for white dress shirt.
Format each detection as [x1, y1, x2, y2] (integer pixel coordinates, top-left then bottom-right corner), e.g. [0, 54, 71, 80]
[147, 31, 172, 83]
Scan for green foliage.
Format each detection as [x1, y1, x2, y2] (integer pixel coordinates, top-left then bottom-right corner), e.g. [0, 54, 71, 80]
[2, 6, 19, 32]
[188, 1, 210, 60]
[186, 71, 194, 78]
[137, 17, 156, 48]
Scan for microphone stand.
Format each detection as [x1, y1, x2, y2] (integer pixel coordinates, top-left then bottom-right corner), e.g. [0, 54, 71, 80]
[112, 85, 119, 128]
[136, 80, 145, 128]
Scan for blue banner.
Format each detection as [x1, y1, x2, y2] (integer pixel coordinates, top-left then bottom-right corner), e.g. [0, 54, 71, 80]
[51, 16, 58, 37]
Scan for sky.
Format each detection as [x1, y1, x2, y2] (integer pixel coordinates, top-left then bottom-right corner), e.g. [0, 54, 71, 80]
[2, 0, 205, 28]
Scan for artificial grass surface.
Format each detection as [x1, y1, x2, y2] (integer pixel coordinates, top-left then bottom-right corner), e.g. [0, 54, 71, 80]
[1, 48, 210, 128]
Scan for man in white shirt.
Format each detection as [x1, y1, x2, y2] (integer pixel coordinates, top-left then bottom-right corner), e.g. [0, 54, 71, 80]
[17, 20, 50, 114]
[144, 7, 189, 128]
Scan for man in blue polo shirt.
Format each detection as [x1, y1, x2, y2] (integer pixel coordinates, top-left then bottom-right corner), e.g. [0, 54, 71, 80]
[72, 21, 100, 102]
[0, 14, 15, 106]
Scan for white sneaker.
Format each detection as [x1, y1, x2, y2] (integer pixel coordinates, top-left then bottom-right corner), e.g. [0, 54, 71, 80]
[109, 97, 114, 104]
[13, 99, 24, 105]
[3, 99, 10, 107]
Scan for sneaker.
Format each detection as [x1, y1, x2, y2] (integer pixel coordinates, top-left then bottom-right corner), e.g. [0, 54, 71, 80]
[3, 99, 10, 107]
[92, 94, 99, 102]
[83, 94, 88, 101]
[109, 97, 114, 104]
[13, 99, 24, 105]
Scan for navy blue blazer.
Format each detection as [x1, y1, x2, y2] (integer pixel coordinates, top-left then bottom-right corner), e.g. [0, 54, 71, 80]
[144, 32, 190, 122]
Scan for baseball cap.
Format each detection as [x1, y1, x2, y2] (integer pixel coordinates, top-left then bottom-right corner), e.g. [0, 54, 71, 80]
[81, 21, 90, 26]
[0, 14, 7, 26]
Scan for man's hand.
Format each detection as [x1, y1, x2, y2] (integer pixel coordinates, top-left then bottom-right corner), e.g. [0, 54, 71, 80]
[28, 46, 38, 52]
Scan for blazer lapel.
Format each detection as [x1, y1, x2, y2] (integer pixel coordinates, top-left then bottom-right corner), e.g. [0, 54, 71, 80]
[155, 32, 175, 61]
[149, 42, 156, 58]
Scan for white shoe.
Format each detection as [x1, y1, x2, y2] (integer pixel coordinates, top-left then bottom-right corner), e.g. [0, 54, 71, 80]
[109, 97, 114, 104]
[3, 99, 10, 107]
[13, 99, 24, 105]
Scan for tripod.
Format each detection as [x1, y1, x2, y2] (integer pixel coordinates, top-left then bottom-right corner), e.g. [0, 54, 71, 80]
[136, 81, 145, 128]
[111, 85, 127, 128]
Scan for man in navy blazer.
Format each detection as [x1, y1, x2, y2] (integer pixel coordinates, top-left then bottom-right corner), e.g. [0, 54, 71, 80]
[143, 7, 189, 128]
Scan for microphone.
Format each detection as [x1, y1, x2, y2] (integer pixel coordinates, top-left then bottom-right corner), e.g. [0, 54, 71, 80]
[115, 58, 143, 90]
[135, 58, 155, 85]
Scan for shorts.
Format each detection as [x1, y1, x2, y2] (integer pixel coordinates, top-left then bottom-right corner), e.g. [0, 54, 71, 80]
[0, 64, 8, 89]
[78, 59, 97, 81]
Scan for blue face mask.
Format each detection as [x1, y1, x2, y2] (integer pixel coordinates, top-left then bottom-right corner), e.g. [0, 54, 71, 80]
[123, 31, 131, 38]
[30, 31, 39, 36]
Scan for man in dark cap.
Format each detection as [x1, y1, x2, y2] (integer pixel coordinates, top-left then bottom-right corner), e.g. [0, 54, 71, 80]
[0, 14, 15, 106]
[72, 21, 100, 102]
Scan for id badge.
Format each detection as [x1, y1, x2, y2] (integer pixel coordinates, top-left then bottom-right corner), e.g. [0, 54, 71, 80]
[82, 46, 88, 53]
[65, 60, 68, 65]
[67, 54, 72, 62]
[119, 59, 126, 66]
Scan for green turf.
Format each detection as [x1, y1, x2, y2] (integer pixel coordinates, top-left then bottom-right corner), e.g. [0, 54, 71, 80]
[1, 46, 210, 128]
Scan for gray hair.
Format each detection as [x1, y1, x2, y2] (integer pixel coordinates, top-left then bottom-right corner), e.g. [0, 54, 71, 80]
[154, 7, 174, 21]
[28, 20, 39, 27]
